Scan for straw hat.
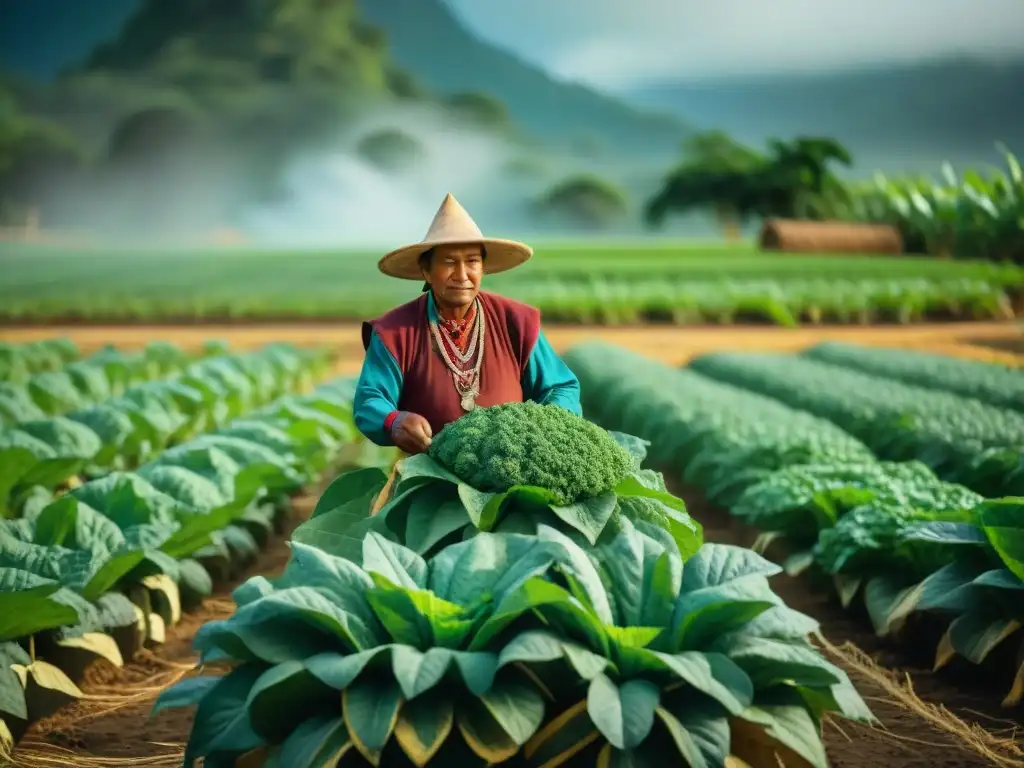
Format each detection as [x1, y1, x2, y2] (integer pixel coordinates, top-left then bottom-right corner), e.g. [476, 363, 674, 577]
[378, 193, 533, 280]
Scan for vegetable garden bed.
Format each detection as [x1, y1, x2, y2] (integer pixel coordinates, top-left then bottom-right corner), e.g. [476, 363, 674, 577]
[9, 401, 1022, 768]
[676, 491, 1024, 767]
[564, 342, 1024, 716]
[3, 243, 1023, 326]
[132, 403, 875, 767]
[1, 336, 392, 759]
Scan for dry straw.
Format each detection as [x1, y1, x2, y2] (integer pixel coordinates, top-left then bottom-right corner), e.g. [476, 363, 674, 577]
[818, 635, 1024, 768]
[758, 218, 903, 255]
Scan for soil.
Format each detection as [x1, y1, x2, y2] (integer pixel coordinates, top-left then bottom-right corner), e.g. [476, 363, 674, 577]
[961, 333, 1024, 357]
[684, 490, 1024, 768]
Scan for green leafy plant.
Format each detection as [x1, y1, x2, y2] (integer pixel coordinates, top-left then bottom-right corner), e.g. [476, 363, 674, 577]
[0, 369, 368, 744]
[157, 521, 871, 766]
[688, 351, 1024, 498]
[296, 410, 701, 563]
[565, 341, 1024, 708]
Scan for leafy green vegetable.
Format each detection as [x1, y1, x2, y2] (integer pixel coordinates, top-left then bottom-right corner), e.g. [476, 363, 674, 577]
[688, 351, 1024, 497]
[804, 341, 1024, 413]
[306, 425, 700, 559]
[158, 524, 871, 766]
[429, 401, 637, 505]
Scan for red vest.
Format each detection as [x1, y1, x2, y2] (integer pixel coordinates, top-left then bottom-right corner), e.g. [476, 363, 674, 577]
[361, 292, 541, 436]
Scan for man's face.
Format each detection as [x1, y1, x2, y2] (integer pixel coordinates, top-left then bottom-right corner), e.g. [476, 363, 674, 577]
[423, 244, 484, 309]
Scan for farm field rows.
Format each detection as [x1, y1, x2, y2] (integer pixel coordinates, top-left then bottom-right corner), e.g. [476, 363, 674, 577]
[4, 328, 1024, 768]
[2, 242, 1023, 325]
[564, 342, 1024, 724]
[0, 335, 398, 763]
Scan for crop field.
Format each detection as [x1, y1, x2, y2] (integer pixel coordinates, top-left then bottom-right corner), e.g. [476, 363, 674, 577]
[565, 341, 1024, 760]
[2, 328, 1024, 768]
[2, 241, 1023, 326]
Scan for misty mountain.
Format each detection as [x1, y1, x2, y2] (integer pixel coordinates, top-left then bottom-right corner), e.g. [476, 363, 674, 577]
[624, 58, 1024, 173]
[0, 0, 690, 156]
[354, 0, 689, 155]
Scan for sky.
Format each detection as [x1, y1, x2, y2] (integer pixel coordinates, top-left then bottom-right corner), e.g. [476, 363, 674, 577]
[446, 0, 1024, 88]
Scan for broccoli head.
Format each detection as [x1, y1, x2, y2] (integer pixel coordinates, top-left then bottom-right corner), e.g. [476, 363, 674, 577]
[429, 401, 636, 504]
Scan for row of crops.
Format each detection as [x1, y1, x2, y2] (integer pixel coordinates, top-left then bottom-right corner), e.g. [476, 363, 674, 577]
[563, 341, 1024, 709]
[2, 245, 1023, 326]
[501, 277, 1017, 326]
[0, 336, 390, 753]
[842, 147, 1024, 262]
[150, 402, 874, 767]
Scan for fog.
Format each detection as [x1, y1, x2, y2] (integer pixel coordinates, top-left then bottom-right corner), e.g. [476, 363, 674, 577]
[238, 105, 547, 248]
[31, 99, 682, 249]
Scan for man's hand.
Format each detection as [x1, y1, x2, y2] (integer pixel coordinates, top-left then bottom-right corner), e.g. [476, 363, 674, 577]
[391, 411, 433, 454]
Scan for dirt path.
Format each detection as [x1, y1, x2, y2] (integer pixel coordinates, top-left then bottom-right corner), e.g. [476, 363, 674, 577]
[2, 321, 1022, 368]
[684, 490, 1024, 768]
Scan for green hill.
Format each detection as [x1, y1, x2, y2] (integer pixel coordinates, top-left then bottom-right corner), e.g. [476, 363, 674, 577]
[0, 0, 690, 156]
[355, 0, 689, 156]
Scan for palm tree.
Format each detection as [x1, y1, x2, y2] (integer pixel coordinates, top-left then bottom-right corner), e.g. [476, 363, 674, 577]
[764, 137, 853, 218]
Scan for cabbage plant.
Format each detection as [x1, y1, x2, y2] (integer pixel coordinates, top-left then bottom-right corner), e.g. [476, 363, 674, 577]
[157, 522, 871, 766]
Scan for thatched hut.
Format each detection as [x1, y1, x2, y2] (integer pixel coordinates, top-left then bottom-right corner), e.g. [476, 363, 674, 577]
[758, 219, 903, 255]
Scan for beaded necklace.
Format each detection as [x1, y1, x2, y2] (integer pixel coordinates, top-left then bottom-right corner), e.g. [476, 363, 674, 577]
[430, 299, 484, 411]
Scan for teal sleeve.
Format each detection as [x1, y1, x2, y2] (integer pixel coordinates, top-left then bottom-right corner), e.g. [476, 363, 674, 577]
[522, 330, 582, 415]
[354, 332, 403, 446]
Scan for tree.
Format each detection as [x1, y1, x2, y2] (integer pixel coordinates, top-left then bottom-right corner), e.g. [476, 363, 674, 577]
[534, 175, 629, 230]
[355, 128, 426, 173]
[644, 131, 767, 238]
[444, 92, 509, 129]
[681, 129, 763, 172]
[763, 136, 853, 218]
[384, 67, 426, 100]
[644, 132, 855, 237]
[503, 156, 546, 179]
[99, 105, 225, 234]
[644, 167, 764, 239]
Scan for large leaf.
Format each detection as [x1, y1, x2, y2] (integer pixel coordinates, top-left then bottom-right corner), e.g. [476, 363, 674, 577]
[587, 673, 660, 750]
[66, 405, 134, 468]
[362, 532, 427, 590]
[733, 689, 829, 768]
[33, 496, 126, 555]
[0, 641, 31, 720]
[181, 666, 266, 765]
[366, 580, 474, 649]
[395, 694, 454, 767]
[70, 472, 184, 529]
[277, 714, 355, 768]
[0, 568, 79, 641]
[193, 587, 380, 663]
[245, 661, 337, 743]
[656, 692, 731, 768]
[343, 676, 402, 765]
[975, 498, 1024, 580]
[312, 468, 388, 520]
[291, 500, 385, 563]
[0, 444, 39, 515]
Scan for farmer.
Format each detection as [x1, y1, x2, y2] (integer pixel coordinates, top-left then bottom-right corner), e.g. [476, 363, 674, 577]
[354, 192, 582, 458]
